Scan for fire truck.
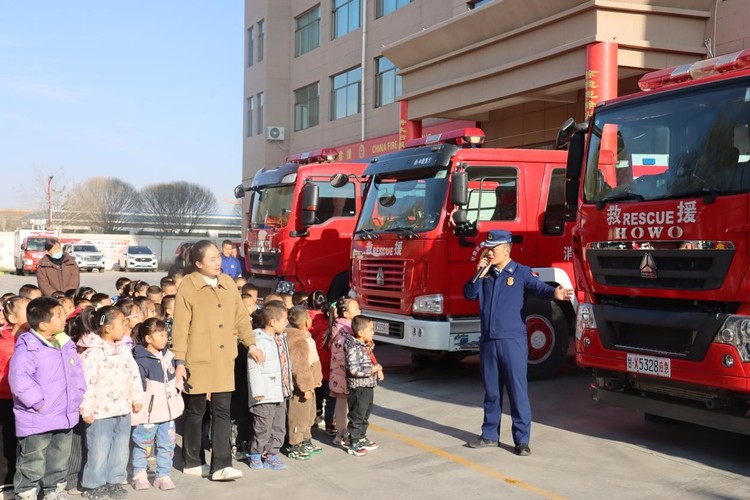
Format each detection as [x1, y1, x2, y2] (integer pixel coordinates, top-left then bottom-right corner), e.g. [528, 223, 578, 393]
[235, 149, 367, 298]
[558, 49, 750, 433]
[349, 128, 576, 379]
[14, 229, 59, 275]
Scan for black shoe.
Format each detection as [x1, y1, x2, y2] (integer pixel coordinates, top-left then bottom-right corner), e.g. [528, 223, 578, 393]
[107, 483, 128, 499]
[515, 444, 531, 456]
[82, 486, 111, 500]
[467, 437, 496, 448]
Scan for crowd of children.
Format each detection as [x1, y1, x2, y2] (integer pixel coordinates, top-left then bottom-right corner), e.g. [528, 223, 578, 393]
[0, 270, 384, 499]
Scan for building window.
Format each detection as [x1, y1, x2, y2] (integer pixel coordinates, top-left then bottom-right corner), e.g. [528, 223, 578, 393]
[247, 26, 254, 67]
[375, 57, 402, 107]
[332, 0, 361, 39]
[376, 0, 411, 18]
[256, 92, 264, 135]
[246, 96, 254, 137]
[467, 0, 493, 8]
[331, 67, 361, 120]
[295, 82, 319, 131]
[295, 6, 320, 57]
[257, 20, 265, 62]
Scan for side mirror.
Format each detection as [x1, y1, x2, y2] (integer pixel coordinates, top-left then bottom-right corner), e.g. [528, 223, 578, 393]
[451, 171, 468, 206]
[565, 131, 586, 215]
[452, 210, 476, 236]
[299, 182, 319, 228]
[330, 173, 349, 188]
[234, 183, 246, 199]
[556, 118, 577, 148]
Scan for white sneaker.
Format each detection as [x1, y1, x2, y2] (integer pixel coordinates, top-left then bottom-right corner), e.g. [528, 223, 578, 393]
[183, 464, 210, 477]
[211, 466, 243, 481]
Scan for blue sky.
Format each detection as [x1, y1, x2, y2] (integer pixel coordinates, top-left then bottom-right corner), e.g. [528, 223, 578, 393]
[0, 1, 244, 213]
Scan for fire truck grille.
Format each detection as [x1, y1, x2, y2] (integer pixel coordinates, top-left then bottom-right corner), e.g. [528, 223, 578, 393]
[248, 252, 279, 272]
[359, 259, 407, 310]
[588, 249, 733, 290]
[360, 260, 406, 290]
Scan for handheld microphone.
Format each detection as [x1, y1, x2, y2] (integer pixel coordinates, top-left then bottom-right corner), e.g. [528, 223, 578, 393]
[471, 265, 488, 284]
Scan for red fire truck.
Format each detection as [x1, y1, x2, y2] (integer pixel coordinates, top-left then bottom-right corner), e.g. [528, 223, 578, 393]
[235, 149, 367, 298]
[14, 229, 59, 275]
[558, 49, 750, 433]
[349, 128, 576, 379]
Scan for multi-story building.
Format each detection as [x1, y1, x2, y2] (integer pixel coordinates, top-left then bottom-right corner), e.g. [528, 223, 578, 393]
[243, 0, 748, 186]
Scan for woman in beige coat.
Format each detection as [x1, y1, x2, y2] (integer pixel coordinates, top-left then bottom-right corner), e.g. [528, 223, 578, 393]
[171, 240, 264, 481]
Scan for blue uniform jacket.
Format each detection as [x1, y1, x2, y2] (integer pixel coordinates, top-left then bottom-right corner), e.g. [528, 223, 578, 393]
[463, 260, 556, 340]
[220, 255, 241, 279]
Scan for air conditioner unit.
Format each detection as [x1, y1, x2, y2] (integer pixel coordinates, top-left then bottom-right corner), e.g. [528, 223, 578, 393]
[266, 126, 285, 141]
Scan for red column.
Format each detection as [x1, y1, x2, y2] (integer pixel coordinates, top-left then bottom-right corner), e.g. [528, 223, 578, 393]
[399, 100, 422, 149]
[585, 42, 618, 119]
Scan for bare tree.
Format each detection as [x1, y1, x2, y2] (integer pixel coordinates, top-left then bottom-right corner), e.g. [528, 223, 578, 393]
[63, 177, 141, 233]
[140, 181, 217, 234]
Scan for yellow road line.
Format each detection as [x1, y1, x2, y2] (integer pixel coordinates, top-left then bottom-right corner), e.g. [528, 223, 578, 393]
[370, 424, 566, 500]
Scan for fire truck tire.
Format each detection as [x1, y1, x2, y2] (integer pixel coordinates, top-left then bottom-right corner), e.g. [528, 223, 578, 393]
[328, 273, 350, 301]
[525, 300, 569, 381]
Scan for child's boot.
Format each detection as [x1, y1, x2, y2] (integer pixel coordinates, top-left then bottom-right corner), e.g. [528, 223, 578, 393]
[302, 439, 323, 455]
[132, 470, 150, 490]
[264, 453, 287, 471]
[248, 453, 264, 470]
[18, 488, 38, 500]
[153, 476, 175, 490]
[287, 444, 311, 460]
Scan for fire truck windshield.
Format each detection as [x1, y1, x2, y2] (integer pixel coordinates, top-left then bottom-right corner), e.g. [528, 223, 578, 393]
[356, 168, 448, 233]
[585, 79, 750, 204]
[250, 185, 294, 229]
[26, 238, 48, 251]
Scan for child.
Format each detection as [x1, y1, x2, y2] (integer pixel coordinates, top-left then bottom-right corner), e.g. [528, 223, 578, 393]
[285, 306, 323, 460]
[18, 284, 42, 300]
[344, 315, 383, 457]
[9, 297, 86, 500]
[247, 301, 292, 471]
[234, 276, 247, 290]
[161, 295, 176, 348]
[292, 291, 309, 307]
[325, 297, 360, 445]
[308, 291, 334, 432]
[112, 277, 131, 303]
[134, 297, 156, 320]
[90, 293, 112, 309]
[131, 318, 184, 491]
[241, 293, 257, 316]
[1, 296, 30, 490]
[159, 278, 177, 297]
[114, 298, 142, 351]
[78, 306, 144, 500]
[146, 286, 163, 305]
[275, 282, 295, 309]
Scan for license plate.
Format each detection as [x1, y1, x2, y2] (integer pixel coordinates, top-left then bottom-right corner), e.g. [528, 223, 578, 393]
[626, 353, 671, 378]
[374, 321, 389, 335]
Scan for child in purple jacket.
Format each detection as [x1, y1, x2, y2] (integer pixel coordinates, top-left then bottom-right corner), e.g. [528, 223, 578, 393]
[9, 297, 86, 500]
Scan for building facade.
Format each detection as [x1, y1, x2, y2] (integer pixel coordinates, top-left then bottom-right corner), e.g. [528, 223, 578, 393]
[243, 0, 749, 185]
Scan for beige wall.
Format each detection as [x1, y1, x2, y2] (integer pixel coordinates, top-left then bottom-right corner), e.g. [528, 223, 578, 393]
[243, 0, 750, 186]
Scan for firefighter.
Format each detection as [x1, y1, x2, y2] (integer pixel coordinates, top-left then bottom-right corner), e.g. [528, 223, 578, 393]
[463, 230, 573, 455]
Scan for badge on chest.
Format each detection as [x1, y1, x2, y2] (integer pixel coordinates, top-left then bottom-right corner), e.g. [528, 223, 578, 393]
[506, 277, 514, 286]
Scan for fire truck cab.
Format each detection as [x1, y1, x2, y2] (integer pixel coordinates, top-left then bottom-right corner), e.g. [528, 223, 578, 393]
[350, 128, 576, 379]
[559, 49, 750, 433]
[235, 149, 367, 298]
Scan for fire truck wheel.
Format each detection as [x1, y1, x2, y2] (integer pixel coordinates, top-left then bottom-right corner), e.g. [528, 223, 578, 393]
[525, 300, 569, 381]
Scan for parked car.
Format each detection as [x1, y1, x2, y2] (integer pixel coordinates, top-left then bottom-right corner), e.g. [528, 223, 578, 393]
[63, 243, 106, 273]
[118, 245, 158, 272]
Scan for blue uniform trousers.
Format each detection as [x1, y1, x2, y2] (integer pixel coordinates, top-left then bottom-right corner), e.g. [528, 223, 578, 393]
[479, 336, 531, 445]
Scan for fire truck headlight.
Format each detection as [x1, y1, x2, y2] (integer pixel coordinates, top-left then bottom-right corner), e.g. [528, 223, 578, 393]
[722, 354, 735, 368]
[413, 294, 443, 314]
[24, 259, 33, 266]
[716, 317, 750, 362]
[575, 303, 597, 340]
[720, 329, 735, 343]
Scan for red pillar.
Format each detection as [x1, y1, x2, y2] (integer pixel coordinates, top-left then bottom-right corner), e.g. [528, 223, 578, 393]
[584, 42, 618, 119]
[399, 100, 422, 149]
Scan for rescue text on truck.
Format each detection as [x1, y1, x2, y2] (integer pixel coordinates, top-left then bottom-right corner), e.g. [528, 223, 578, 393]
[558, 49, 750, 434]
[350, 127, 577, 379]
[235, 148, 368, 299]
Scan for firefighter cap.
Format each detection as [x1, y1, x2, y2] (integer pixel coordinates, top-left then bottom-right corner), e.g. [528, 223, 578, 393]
[481, 229, 512, 248]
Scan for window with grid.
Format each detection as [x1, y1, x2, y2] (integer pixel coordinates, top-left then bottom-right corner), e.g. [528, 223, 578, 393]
[257, 20, 265, 62]
[376, 0, 411, 18]
[295, 83, 319, 131]
[256, 92, 264, 135]
[247, 26, 254, 67]
[295, 6, 320, 57]
[375, 56, 402, 107]
[332, 0, 361, 39]
[246, 96, 254, 137]
[331, 67, 361, 120]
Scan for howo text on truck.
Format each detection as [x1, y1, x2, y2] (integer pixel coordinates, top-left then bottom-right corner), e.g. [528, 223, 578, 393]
[349, 128, 576, 379]
[559, 49, 750, 433]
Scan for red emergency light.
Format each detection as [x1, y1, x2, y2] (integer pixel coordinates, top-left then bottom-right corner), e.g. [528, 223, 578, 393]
[638, 49, 750, 91]
[286, 148, 339, 164]
[405, 128, 486, 148]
